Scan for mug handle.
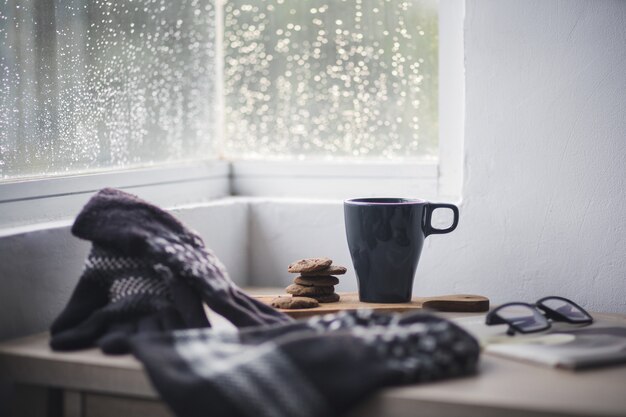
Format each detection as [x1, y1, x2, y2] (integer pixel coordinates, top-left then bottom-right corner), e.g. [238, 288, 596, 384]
[424, 203, 459, 236]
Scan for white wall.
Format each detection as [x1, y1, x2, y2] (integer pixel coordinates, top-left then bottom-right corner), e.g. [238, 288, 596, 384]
[460, 0, 625, 311]
[248, 0, 626, 313]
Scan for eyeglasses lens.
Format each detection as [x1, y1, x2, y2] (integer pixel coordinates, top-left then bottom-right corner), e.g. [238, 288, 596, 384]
[540, 298, 590, 323]
[498, 305, 549, 332]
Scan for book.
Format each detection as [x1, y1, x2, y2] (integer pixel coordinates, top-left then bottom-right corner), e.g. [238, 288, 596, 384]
[454, 315, 626, 370]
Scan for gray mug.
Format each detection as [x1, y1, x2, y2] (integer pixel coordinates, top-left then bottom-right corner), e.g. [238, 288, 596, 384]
[344, 198, 459, 303]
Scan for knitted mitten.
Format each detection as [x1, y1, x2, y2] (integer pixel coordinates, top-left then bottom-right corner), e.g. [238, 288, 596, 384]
[50, 245, 209, 354]
[131, 310, 480, 417]
[69, 188, 289, 326]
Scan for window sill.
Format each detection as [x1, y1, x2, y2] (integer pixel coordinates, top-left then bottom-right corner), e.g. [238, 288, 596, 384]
[0, 156, 464, 228]
[230, 159, 440, 199]
[0, 161, 230, 228]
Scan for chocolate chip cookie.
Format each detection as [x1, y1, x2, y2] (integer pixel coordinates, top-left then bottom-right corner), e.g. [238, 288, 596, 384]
[285, 283, 335, 296]
[294, 275, 340, 287]
[288, 257, 333, 273]
[271, 296, 319, 309]
[301, 265, 347, 276]
[306, 293, 341, 303]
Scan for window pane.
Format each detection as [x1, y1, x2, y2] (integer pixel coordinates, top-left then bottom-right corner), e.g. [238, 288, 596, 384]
[0, 0, 218, 180]
[223, 0, 438, 159]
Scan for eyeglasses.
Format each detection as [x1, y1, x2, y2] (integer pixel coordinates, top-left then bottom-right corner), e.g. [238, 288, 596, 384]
[485, 296, 593, 336]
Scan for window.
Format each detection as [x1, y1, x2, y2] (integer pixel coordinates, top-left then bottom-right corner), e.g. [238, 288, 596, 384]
[223, 0, 438, 160]
[0, 0, 460, 226]
[1, 0, 439, 176]
[0, 0, 219, 180]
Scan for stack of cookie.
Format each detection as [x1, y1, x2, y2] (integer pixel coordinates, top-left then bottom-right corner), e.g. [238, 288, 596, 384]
[271, 257, 346, 310]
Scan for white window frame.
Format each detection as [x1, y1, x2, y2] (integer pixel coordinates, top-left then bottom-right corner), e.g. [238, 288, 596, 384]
[437, 0, 465, 201]
[0, 0, 464, 228]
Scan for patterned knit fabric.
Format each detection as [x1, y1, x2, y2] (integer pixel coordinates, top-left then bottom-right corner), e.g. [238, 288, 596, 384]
[132, 310, 480, 417]
[51, 188, 290, 354]
[70, 188, 291, 328]
[50, 244, 210, 354]
[86, 246, 169, 303]
[145, 229, 288, 325]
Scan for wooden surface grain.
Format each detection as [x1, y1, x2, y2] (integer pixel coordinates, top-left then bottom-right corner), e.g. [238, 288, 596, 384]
[255, 292, 490, 318]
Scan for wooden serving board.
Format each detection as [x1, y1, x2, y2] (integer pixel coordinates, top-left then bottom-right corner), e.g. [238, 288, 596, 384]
[255, 292, 489, 319]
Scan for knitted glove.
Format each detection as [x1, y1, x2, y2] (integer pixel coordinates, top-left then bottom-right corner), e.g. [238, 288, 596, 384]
[50, 245, 209, 354]
[131, 310, 480, 417]
[71, 188, 290, 327]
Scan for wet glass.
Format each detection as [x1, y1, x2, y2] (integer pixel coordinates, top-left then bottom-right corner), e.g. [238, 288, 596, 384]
[1, 0, 218, 179]
[1, 0, 440, 180]
[222, 0, 439, 160]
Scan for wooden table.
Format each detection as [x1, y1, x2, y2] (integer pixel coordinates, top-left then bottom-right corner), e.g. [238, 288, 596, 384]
[2, 312, 626, 417]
